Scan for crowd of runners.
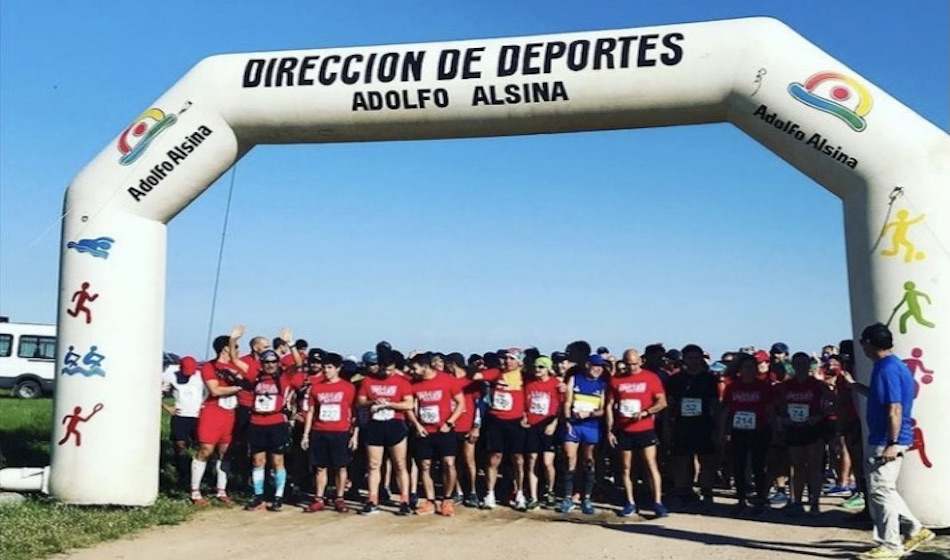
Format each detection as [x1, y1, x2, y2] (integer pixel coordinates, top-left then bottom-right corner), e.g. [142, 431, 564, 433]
[162, 329, 872, 521]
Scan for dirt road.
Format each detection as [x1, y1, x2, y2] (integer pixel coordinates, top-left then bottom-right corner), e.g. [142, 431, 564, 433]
[54, 498, 950, 560]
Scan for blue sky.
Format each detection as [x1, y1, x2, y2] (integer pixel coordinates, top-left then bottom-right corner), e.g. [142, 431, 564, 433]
[1, 1, 947, 360]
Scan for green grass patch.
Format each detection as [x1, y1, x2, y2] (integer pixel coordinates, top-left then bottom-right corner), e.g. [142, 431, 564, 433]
[0, 395, 200, 560]
[0, 396, 53, 467]
[0, 496, 195, 560]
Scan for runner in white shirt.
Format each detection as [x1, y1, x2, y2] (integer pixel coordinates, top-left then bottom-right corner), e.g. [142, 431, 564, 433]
[162, 355, 206, 491]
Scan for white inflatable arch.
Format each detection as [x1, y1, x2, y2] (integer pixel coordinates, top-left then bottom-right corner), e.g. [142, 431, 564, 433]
[54, 17, 949, 525]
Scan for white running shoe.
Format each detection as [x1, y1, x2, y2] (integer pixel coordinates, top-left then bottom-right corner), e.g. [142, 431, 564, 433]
[482, 492, 496, 509]
[514, 492, 527, 511]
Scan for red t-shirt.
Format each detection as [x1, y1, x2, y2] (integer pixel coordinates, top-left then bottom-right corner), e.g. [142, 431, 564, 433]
[776, 376, 826, 425]
[249, 372, 293, 426]
[609, 371, 665, 433]
[358, 374, 412, 422]
[723, 379, 774, 431]
[309, 378, 356, 432]
[452, 376, 481, 433]
[412, 372, 461, 433]
[237, 353, 261, 408]
[482, 368, 525, 421]
[279, 352, 297, 370]
[200, 360, 243, 414]
[524, 376, 561, 426]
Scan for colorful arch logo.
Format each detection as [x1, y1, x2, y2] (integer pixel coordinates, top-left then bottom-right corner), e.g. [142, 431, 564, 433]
[117, 108, 177, 165]
[788, 72, 872, 132]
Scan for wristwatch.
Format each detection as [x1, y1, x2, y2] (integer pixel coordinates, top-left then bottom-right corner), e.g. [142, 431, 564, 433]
[446, 420, 455, 428]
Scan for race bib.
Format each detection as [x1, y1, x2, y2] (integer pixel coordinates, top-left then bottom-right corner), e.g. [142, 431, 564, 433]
[492, 391, 513, 411]
[419, 405, 440, 425]
[372, 408, 395, 421]
[680, 397, 702, 418]
[619, 399, 642, 418]
[787, 403, 810, 423]
[732, 410, 756, 431]
[254, 394, 277, 413]
[218, 395, 237, 410]
[529, 394, 551, 415]
[319, 404, 341, 423]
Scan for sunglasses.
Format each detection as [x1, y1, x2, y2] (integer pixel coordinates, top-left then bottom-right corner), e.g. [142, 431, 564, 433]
[535, 365, 548, 370]
[263, 360, 279, 365]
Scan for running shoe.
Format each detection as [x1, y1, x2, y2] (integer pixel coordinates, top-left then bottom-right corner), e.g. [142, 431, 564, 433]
[244, 496, 266, 511]
[481, 492, 496, 510]
[619, 503, 638, 517]
[415, 499, 436, 515]
[903, 527, 935, 553]
[526, 500, 541, 511]
[267, 498, 283, 512]
[783, 502, 805, 517]
[730, 501, 746, 517]
[514, 492, 527, 512]
[463, 492, 479, 508]
[542, 491, 558, 508]
[653, 503, 669, 518]
[824, 484, 851, 496]
[303, 498, 326, 513]
[360, 502, 380, 515]
[334, 497, 348, 513]
[581, 498, 595, 515]
[768, 490, 789, 506]
[440, 500, 455, 517]
[453, 493, 463, 505]
[856, 545, 905, 560]
[397, 502, 412, 516]
[557, 498, 575, 514]
[409, 492, 419, 509]
[842, 492, 866, 510]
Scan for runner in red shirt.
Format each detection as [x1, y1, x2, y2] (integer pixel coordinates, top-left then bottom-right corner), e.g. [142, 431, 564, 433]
[606, 349, 668, 518]
[524, 356, 561, 510]
[476, 348, 528, 510]
[244, 349, 295, 512]
[285, 348, 324, 501]
[408, 353, 465, 516]
[446, 353, 483, 508]
[301, 353, 358, 513]
[721, 354, 776, 515]
[357, 355, 414, 515]
[190, 325, 250, 507]
[775, 352, 833, 516]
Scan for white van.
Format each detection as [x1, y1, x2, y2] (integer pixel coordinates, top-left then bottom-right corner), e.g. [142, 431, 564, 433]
[0, 319, 56, 398]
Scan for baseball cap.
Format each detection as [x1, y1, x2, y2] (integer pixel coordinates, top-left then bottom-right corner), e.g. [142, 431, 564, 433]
[770, 342, 790, 355]
[552, 351, 568, 363]
[179, 356, 198, 376]
[535, 356, 553, 370]
[307, 348, 324, 363]
[710, 361, 728, 373]
[754, 350, 769, 363]
[259, 349, 279, 362]
[361, 351, 378, 365]
[505, 348, 524, 363]
[588, 354, 608, 366]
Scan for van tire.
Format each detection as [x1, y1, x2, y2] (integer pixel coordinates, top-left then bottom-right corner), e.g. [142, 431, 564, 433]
[13, 379, 42, 399]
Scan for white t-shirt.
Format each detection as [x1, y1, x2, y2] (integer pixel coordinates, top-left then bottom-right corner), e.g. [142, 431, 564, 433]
[162, 367, 205, 418]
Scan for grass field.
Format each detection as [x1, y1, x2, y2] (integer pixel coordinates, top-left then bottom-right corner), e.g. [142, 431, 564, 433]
[0, 395, 199, 560]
